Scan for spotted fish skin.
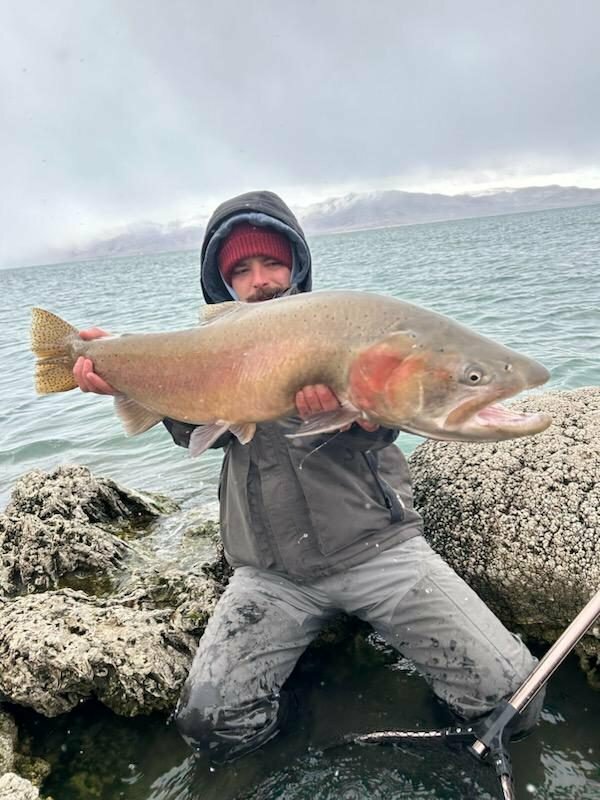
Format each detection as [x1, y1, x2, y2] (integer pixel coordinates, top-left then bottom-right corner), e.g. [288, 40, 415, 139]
[30, 291, 552, 452]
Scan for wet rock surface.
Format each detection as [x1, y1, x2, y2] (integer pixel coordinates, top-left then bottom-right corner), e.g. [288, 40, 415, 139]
[0, 465, 227, 718]
[0, 711, 17, 776]
[0, 709, 51, 798]
[409, 387, 600, 679]
[0, 773, 40, 799]
[0, 465, 174, 596]
[5, 464, 173, 523]
[0, 587, 202, 716]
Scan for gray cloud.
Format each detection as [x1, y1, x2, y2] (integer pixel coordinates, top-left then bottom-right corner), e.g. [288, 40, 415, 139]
[2, 0, 600, 267]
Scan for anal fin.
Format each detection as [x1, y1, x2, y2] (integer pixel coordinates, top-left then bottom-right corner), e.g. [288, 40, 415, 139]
[114, 396, 163, 435]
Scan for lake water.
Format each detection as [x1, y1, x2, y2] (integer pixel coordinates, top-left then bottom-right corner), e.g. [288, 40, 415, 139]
[1, 204, 600, 798]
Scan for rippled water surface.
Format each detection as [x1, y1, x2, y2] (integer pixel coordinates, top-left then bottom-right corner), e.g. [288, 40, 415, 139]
[2, 204, 600, 798]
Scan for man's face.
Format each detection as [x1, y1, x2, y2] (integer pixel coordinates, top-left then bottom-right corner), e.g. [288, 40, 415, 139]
[230, 256, 291, 302]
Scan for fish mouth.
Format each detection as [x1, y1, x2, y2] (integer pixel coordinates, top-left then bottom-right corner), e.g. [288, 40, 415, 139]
[475, 403, 552, 433]
[442, 388, 552, 440]
[472, 402, 552, 436]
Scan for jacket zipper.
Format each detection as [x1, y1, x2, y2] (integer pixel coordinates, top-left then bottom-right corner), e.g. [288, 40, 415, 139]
[363, 451, 405, 524]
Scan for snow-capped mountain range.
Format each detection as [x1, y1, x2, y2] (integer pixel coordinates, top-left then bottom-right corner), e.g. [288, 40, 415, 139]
[60, 185, 600, 262]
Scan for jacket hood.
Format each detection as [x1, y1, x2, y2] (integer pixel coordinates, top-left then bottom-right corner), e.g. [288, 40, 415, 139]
[200, 190, 312, 304]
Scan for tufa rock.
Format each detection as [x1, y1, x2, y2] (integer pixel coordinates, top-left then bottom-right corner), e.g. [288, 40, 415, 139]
[0, 465, 176, 596]
[0, 566, 223, 716]
[0, 773, 40, 800]
[409, 387, 600, 680]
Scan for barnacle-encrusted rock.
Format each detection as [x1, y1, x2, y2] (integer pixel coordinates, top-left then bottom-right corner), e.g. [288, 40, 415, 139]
[0, 710, 51, 798]
[0, 561, 223, 717]
[409, 387, 600, 677]
[0, 465, 176, 596]
[5, 464, 174, 522]
[0, 512, 128, 596]
[0, 582, 209, 716]
[0, 462, 227, 717]
[0, 773, 40, 799]
[0, 711, 17, 776]
[116, 567, 224, 636]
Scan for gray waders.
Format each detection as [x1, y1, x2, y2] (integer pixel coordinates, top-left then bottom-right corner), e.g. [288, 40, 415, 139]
[175, 536, 543, 762]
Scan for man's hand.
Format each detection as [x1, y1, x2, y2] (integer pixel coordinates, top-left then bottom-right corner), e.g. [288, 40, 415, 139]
[295, 384, 378, 432]
[73, 328, 118, 395]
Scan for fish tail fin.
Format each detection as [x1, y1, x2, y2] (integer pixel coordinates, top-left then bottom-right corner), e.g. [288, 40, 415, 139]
[31, 307, 79, 394]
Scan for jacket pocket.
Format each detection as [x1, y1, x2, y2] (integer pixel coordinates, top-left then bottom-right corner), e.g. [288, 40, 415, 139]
[296, 446, 399, 557]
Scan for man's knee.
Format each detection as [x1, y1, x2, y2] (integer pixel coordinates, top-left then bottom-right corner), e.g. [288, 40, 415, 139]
[174, 680, 289, 761]
[174, 681, 223, 753]
[449, 650, 545, 736]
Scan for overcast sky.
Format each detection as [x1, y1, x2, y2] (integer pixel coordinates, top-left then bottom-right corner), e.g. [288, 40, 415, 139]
[2, 0, 600, 267]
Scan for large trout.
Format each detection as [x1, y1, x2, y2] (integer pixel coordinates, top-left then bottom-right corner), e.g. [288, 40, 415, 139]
[31, 291, 551, 455]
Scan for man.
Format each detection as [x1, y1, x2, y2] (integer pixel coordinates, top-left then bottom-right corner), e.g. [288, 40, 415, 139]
[74, 190, 543, 762]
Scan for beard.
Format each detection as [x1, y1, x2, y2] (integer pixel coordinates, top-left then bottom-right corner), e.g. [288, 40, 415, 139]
[246, 286, 290, 303]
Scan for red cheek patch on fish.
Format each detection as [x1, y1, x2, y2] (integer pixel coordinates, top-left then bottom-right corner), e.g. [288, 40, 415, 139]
[349, 340, 426, 413]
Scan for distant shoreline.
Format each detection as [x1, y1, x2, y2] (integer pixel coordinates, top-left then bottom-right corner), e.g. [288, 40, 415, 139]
[4, 198, 600, 272]
[304, 200, 600, 237]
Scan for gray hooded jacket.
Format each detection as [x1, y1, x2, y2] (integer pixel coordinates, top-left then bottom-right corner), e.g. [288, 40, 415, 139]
[164, 191, 423, 580]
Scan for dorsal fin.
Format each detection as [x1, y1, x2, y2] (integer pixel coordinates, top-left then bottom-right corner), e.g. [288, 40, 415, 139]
[199, 301, 250, 324]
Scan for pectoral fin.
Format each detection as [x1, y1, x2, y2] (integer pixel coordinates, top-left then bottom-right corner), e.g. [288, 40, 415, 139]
[286, 404, 361, 438]
[114, 396, 163, 435]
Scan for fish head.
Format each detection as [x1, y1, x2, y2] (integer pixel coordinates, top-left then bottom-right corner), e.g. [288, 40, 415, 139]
[350, 330, 552, 442]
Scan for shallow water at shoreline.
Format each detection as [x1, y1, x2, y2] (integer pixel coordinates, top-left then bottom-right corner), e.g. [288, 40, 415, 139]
[12, 639, 600, 799]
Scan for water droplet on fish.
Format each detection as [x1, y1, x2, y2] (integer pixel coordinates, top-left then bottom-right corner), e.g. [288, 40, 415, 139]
[425, 588, 432, 594]
[525, 785, 537, 795]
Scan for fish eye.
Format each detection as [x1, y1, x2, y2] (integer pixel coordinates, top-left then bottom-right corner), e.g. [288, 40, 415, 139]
[463, 365, 487, 385]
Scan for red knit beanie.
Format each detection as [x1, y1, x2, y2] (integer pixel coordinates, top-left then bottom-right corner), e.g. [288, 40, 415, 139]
[218, 222, 292, 285]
